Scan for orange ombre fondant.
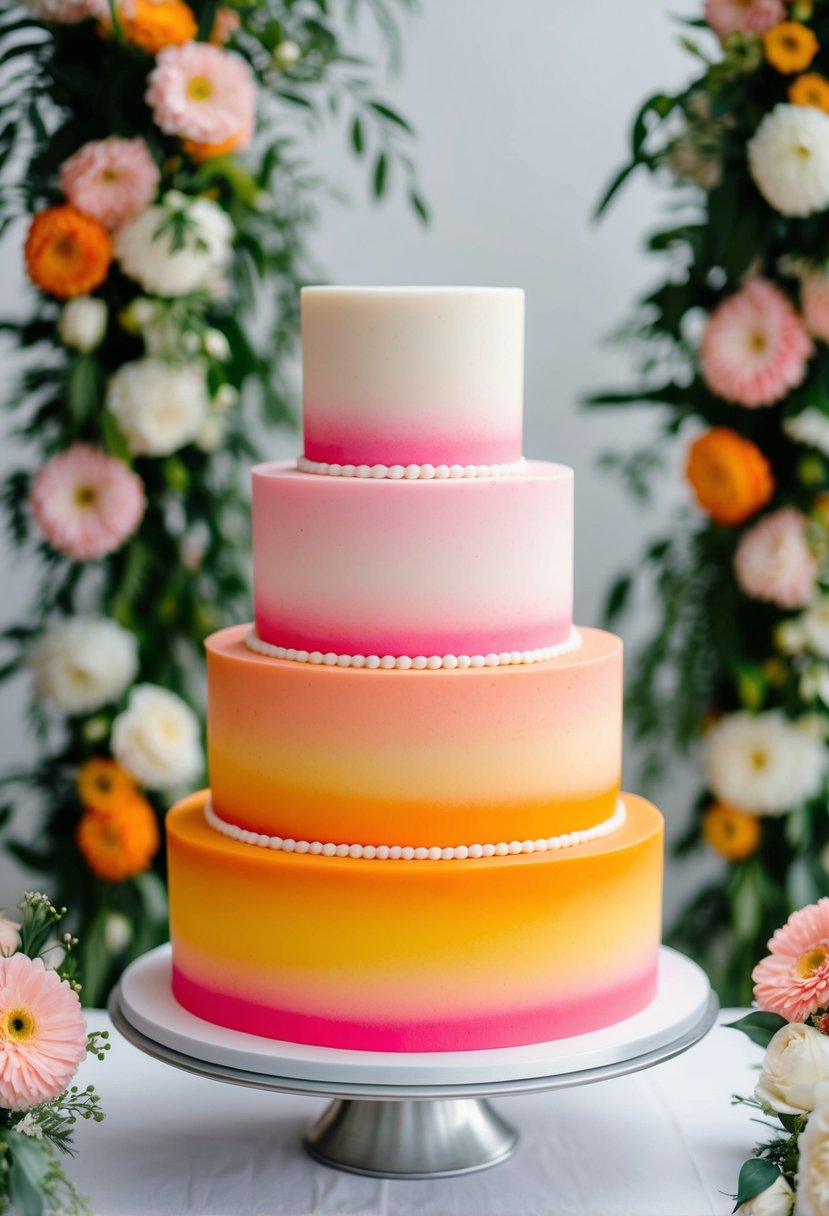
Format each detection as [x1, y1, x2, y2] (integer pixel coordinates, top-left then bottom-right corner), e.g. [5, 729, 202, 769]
[167, 791, 663, 1052]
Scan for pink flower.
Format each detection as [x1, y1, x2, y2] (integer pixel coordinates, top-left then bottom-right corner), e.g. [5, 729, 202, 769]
[753, 898, 829, 1023]
[23, 0, 96, 23]
[31, 445, 146, 561]
[700, 279, 813, 407]
[59, 138, 160, 232]
[210, 6, 240, 44]
[0, 953, 87, 1110]
[734, 507, 818, 609]
[145, 43, 255, 147]
[802, 271, 829, 344]
[704, 0, 785, 40]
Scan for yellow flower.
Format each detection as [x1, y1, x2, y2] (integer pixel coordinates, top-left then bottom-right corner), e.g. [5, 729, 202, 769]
[702, 803, 761, 861]
[790, 72, 829, 113]
[763, 22, 819, 74]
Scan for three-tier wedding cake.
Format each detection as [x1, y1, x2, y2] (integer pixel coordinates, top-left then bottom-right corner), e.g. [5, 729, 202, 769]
[166, 286, 664, 1053]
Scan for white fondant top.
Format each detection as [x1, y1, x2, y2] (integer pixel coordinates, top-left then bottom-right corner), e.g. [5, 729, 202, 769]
[301, 287, 525, 467]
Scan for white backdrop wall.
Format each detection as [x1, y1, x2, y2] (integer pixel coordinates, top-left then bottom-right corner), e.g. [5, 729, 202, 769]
[0, 0, 713, 912]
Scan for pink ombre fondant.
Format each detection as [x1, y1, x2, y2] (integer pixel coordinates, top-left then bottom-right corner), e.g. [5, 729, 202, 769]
[302, 287, 524, 468]
[252, 461, 573, 657]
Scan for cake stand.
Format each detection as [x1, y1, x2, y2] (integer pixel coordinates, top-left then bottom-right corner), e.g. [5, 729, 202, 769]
[109, 945, 717, 1180]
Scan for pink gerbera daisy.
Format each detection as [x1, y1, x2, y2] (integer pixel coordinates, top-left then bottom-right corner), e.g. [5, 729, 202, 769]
[753, 898, 829, 1023]
[700, 279, 813, 407]
[145, 42, 255, 146]
[31, 444, 146, 561]
[734, 507, 818, 609]
[0, 953, 87, 1111]
[704, 0, 786, 41]
[59, 138, 160, 231]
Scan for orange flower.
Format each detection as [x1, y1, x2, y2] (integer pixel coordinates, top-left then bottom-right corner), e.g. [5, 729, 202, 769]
[77, 793, 160, 882]
[763, 21, 819, 73]
[182, 129, 246, 162]
[76, 758, 136, 814]
[702, 803, 761, 861]
[686, 427, 774, 525]
[24, 206, 112, 300]
[789, 72, 829, 112]
[101, 0, 197, 53]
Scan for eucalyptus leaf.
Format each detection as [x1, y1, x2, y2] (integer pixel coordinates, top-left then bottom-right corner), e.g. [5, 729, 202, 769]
[724, 1011, 787, 1049]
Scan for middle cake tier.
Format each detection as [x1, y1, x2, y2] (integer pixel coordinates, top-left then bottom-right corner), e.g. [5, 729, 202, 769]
[207, 624, 622, 848]
[252, 460, 573, 657]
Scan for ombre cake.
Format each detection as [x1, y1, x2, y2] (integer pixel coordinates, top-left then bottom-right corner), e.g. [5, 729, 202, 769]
[166, 286, 664, 1053]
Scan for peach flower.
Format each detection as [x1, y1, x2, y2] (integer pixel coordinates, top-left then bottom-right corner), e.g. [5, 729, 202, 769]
[31, 445, 146, 561]
[145, 42, 255, 148]
[753, 898, 829, 1021]
[704, 0, 785, 40]
[802, 269, 829, 342]
[60, 138, 159, 231]
[734, 507, 818, 608]
[700, 280, 813, 407]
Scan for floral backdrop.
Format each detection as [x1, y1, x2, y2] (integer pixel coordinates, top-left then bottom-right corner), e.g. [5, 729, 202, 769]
[594, 0, 829, 1002]
[0, 0, 422, 1005]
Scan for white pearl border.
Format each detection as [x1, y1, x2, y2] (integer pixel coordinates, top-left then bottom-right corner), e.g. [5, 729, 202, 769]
[204, 797, 627, 861]
[297, 455, 528, 480]
[244, 625, 582, 670]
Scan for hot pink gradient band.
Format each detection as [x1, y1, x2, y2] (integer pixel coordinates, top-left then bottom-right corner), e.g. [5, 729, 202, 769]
[303, 425, 522, 469]
[171, 959, 659, 1052]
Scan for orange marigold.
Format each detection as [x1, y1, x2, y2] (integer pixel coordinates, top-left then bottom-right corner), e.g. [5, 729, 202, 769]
[763, 21, 819, 73]
[789, 72, 829, 112]
[182, 129, 246, 163]
[702, 803, 761, 861]
[102, 0, 197, 53]
[24, 205, 112, 300]
[686, 427, 774, 525]
[77, 793, 160, 882]
[76, 757, 136, 814]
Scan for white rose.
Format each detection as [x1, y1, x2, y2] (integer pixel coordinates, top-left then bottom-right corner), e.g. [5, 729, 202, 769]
[796, 1085, 829, 1216]
[749, 105, 829, 217]
[0, 917, 21, 957]
[30, 618, 138, 716]
[114, 198, 233, 298]
[735, 1175, 793, 1216]
[58, 297, 108, 352]
[706, 711, 827, 815]
[756, 1023, 829, 1114]
[107, 358, 208, 457]
[112, 684, 203, 791]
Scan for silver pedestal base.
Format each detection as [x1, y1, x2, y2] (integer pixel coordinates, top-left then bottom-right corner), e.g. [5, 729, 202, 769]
[305, 1097, 518, 1179]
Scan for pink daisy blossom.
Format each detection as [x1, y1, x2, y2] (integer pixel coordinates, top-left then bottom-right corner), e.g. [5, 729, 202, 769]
[734, 507, 818, 609]
[31, 445, 146, 562]
[0, 953, 87, 1111]
[146, 43, 255, 146]
[59, 138, 159, 232]
[802, 271, 829, 344]
[753, 898, 829, 1023]
[22, 0, 96, 23]
[210, 6, 240, 44]
[704, 0, 786, 40]
[700, 279, 813, 407]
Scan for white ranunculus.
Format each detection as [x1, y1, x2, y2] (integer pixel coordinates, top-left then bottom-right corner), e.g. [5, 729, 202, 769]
[113, 197, 233, 298]
[749, 105, 829, 217]
[107, 358, 208, 457]
[0, 917, 21, 957]
[784, 409, 829, 458]
[800, 598, 829, 658]
[112, 684, 202, 791]
[58, 296, 108, 352]
[706, 711, 827, 815]
[796, 1085, 829, 1216]
[756, 1023, 829, 1115]
[735, 1174, 793, 1216]
[29, 618, 138, 716]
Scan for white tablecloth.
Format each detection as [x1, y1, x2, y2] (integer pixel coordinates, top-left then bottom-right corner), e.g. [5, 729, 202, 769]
[67, 1009, 762, 1216]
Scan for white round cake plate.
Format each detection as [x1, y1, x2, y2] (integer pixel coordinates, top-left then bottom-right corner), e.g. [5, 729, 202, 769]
[109, 944, 718, 1180]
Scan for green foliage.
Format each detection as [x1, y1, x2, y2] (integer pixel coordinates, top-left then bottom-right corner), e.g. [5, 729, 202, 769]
[0, 0, 423, 1005]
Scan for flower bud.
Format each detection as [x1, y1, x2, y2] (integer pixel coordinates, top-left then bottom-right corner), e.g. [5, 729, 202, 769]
[58, 297, 107, 352]
[204, 328, 231, 361]
[273, 40, 301, 69]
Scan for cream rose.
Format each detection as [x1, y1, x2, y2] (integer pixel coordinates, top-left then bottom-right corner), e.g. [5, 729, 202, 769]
[796, 1084, 829, 1216]
[112, 684, 203, 791]
[734, 1174, 793, 1216]
[755, 1023, 829, 1114]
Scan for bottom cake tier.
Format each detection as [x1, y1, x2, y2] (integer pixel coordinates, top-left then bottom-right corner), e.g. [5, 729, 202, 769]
[167, 791, 663, 1053]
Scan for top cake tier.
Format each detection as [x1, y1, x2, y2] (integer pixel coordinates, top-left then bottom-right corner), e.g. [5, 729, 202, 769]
[302, 286, 524, 468]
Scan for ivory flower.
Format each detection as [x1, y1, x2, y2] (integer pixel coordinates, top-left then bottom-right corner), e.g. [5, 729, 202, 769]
[29, 618, 138, 716]
[796, 1086, 829, 1216]
[31, 444, 146, 561]
[107, 359, 208, 457]
[58, 296, 107, 352]
[734, 508, 817, 609]
[112, 684, 202, 790]
[700, 280, 812, 407]
[749, 104, 829, 217]
[0, 954, 87, 1111]
[784, 408, 829, 455]
[113, 198, 233, 298]
[0, 919, 21, 958]
[734, 1174, 794, 1216]
[705, 711, 827, 815]
[755, 1022, 829, 1113]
